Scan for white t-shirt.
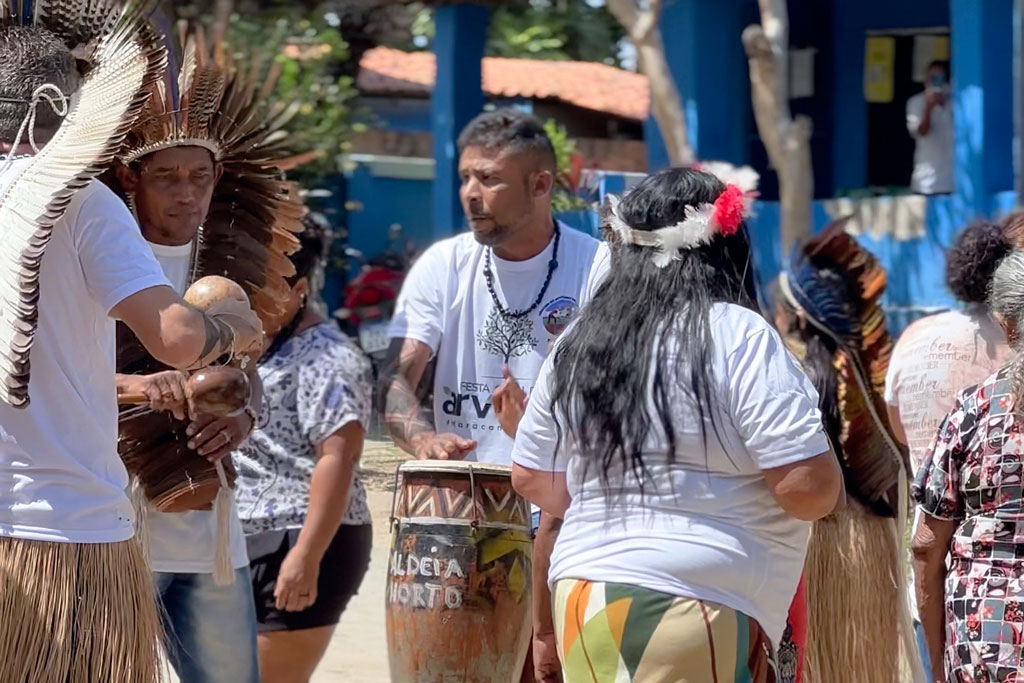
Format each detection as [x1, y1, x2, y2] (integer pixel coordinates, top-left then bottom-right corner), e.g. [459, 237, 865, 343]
[145, 240, 248, 573]
[583, 241, 610, 303]
[512, 303, 829, 646]
[885, 307, 1010, 475]
[0, 163, 171, 543]
[885, 307, 1009, 618]
[906, 92, 953, 194]
[388, 225, 600, 465]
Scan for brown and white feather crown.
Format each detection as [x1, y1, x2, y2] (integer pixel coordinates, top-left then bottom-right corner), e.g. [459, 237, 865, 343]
[115, 25, 307, 329]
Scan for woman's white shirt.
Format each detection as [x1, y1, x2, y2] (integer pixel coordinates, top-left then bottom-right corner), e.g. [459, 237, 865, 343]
[511, 303, 829, 646]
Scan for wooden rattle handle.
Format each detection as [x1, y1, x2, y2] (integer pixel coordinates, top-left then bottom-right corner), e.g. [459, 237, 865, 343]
[118, 392, 149, 405]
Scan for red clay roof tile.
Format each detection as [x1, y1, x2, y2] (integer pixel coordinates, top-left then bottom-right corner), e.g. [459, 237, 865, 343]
[358, 47, 650, 122]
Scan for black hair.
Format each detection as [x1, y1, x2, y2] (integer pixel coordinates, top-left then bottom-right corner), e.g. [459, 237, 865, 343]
[261, 212, 332, 360]
[945, 220, 1010, 304]
[550, 168, 759, 493]
[287, 211, 331, 285]
[0, 26, 80, 140]
[457, 108, 556, 171]
[928, 60, 950, 78]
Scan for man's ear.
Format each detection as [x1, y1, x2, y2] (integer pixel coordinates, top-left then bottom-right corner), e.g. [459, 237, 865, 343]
[533, 169, 554, 199]
[214, 161, 224, 184]
[115, 163, 139, 194]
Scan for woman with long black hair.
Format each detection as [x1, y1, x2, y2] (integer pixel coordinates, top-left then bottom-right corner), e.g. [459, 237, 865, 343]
[235, 214, 374, 683]
[511, 167, 842, 682]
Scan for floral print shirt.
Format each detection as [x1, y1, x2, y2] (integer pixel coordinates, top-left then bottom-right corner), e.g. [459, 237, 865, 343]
[235, 323, 373, 534]
[913, 365, 1024, 682]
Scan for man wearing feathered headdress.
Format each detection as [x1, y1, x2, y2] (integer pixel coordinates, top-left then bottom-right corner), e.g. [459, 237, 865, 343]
[105, 24, 306, 683]
[0, 3, 263, 681]
[774, 221, 924, 683]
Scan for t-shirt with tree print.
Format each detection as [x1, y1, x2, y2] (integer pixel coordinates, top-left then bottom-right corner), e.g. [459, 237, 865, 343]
[389, 225, 601, 466]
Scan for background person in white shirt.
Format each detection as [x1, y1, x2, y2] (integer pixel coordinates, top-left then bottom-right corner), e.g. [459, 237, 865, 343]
[907, 60, 954, 195]
[0, 26, 261, 683]
[382, 109, 600, 682]
[885, 220, 1013, 682]
[512, 168, 842, 681]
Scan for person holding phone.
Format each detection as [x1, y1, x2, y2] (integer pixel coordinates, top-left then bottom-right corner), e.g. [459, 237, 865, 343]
[907, 59, 953, 195]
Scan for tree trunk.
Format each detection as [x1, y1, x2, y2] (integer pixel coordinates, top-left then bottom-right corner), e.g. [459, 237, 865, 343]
[742, 0, 813, 252]
[605, 0, 695, 167]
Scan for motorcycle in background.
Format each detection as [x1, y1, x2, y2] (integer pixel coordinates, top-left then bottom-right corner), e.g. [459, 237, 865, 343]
[334, 224, 415, 371]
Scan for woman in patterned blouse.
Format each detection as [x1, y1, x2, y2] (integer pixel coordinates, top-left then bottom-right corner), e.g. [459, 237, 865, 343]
[235, 214, 375, 683]
[913, 249, 1024, 682]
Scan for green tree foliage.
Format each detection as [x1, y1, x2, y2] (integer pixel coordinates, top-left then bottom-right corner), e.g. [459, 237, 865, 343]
[544, 120, 590, 212]
[395, 0, 623, 65]
[227, 12, 363, 185]
[171, 0, 364, 186]
[489, 0, 624, 65]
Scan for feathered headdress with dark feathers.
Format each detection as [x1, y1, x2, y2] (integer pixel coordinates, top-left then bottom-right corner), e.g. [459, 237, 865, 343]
[114, 24, 307, 329]
[114, 24, 307, 515]
[779, 220, 909, 517]
[0, 0, 165, 407]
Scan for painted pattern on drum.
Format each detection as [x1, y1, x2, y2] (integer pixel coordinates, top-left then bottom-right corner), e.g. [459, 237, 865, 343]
[386, 465, 533, 682]
[395, 473, 530, 528]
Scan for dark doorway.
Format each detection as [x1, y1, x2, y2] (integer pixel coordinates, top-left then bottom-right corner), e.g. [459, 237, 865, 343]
[865, 30, 950, 190]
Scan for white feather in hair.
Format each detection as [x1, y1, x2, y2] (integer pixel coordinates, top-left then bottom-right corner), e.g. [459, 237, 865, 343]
[0, 0, 165, 407]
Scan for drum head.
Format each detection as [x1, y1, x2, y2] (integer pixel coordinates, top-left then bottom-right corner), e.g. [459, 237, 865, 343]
[397, 459, 512, 478]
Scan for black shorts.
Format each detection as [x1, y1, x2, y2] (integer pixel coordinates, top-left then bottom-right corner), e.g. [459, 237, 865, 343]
[247, 524, 372, 633]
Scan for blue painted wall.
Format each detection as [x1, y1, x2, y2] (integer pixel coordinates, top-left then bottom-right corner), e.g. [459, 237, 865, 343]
[431, 4, 489, 239]
[361, 97, 432, 134]
[745, 191, 1024, 333]
[951, 0, 1015, 216]
[326, 165, 435, 313]
[649, 0, 750, 170]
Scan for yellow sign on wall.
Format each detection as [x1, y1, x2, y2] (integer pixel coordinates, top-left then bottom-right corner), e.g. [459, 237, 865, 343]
[864, 36, 896, 103]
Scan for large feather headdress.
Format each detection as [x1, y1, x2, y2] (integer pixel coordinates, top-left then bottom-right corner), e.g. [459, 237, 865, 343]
[114, 27, 307, 535]
[0, 0, 165, 407]
[779, 220, 909, 517]
[114, 25, 307, 328]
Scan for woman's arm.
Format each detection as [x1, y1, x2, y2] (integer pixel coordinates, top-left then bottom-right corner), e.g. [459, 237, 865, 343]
[274, 420, 365, 612]
[512, 464, 570, 519]
[912, 512, 956, 681]
[762, 449, 844, 521]
[532, 514, 563, 683]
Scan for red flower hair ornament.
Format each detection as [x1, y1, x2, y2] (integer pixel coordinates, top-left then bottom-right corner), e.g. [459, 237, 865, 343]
[606, 163, 759, 268]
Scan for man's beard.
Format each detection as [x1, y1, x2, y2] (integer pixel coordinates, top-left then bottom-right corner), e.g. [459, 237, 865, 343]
[471, 221, 510, 247]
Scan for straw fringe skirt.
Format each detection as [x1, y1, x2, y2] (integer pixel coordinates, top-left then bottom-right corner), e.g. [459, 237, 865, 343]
[0, 535, 163, 683]
[802, 502, 905, 683]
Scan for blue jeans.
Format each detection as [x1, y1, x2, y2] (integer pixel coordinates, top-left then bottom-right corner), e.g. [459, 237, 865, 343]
[914, 619, 934, 682]
[155, 568, 261, 683]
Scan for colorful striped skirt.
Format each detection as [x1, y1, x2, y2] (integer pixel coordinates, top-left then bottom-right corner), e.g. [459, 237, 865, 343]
[553, 578, 777, 683]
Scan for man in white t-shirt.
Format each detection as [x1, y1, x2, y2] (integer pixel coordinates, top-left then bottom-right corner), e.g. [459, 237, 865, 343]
[112, 143, 263, 683]
[0, 24, 262, 683]
[383, 109, 600, 682]
[885, 220, 1012, 681]
[906, 60, 953, 195]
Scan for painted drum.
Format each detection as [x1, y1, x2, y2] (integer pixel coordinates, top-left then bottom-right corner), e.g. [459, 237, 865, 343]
[386, 460, 533, 683]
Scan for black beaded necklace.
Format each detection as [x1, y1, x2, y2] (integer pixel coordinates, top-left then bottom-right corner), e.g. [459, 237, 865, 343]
[483, 221, 560, 320]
